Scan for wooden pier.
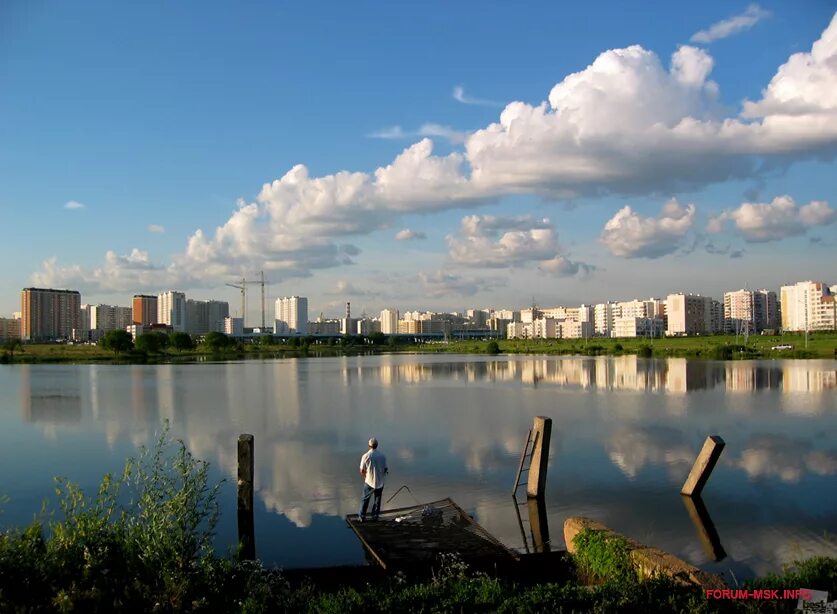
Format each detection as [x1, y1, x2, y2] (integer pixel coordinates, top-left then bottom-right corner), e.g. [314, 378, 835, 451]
[345, 498, 520, 571]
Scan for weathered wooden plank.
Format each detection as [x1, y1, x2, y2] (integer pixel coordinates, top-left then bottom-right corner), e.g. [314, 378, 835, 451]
[681, 435, 725, 497]
[527, 417, 552, 498]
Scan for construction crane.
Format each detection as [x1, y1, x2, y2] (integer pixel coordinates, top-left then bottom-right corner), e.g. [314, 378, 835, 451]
[225, 270, 268, 329]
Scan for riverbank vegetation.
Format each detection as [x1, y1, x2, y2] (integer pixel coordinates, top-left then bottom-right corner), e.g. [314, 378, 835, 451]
[412, 331, 837, 360]
[1, 331, 835, 364]
[1, 431, 835, 612]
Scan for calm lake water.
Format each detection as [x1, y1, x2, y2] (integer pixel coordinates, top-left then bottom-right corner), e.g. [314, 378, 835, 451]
[1, 355, 836, 578]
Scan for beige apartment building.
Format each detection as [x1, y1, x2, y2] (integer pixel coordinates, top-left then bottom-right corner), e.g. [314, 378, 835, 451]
[20, 287, 81, 341]
[665, 293, 720, 336]
[781, 281, 837, 331]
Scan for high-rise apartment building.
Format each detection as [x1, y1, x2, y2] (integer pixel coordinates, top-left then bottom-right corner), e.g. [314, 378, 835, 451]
[665, 293, 718, 336]
[723, 289, 779, 333]
[186, 299, 230, 334]
[379, 308, 399, 334]
[132, 295, 158, 326]
[274, 296, 308, 335]
[594, 302, 616, 336]
[157, 291, 187, 332]
[20, 288, 81, 341]
[88, 304, 133, 332]
[754, 289, 780, 330]
[724, 289, 756, 334]
[780, 281, 836, 331]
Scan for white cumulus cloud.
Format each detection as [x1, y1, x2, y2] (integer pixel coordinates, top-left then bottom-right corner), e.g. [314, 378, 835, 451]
[33, 13, 837, 290]
[32, 249, 182, 293]
[147, 224, 166, 233]
[691, 4, 770, 44]
[601, 199, 696, 258]
[708, 196, 836, 242]
[64, 200, 85, 210]
[447, 214, 593, 276]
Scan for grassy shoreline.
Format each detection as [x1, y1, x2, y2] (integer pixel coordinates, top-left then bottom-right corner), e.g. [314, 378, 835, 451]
[2, 331, 835, 364]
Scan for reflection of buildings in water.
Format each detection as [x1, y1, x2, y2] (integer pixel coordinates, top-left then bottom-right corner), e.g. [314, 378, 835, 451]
[156, 365, 177, 426]
[730, 434, 837, 484]
[725, 364, 783, 393]
[270, 359, 302, 429]
[665, 359, 688, 394]
[351, 356, 746, 394]
[19, 364, 82, 425]
[782, 363, 837, 393]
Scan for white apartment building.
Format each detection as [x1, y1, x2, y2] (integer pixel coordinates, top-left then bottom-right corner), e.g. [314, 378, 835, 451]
[89, 304, 133, 332]
[492, 309, 519, 322]
[533, 318, 558, 339]
[158, 291, 187, 332]
[723, 289, 778, 334]
[379, 308, 399, 334]
[665, 293, 718, 336]
[274, 296, 308, 335]
[506, 322, 531, 339]
[561, 320, 594, 339]
[613, 317, 664, 338]
[780, 281, 836, 331]
[594, 302, 616, 336]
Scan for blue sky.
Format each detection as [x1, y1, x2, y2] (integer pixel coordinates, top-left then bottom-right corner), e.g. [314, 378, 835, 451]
[1, 1, 835, 320]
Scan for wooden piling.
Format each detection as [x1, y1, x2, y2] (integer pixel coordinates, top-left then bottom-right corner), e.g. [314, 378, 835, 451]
[681, 435, 725, 497]
[237, 434, 255, 560]
[526, 416, 552, 498]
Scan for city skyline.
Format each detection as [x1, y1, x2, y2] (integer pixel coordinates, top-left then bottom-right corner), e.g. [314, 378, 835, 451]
[2, 2, 836, 319]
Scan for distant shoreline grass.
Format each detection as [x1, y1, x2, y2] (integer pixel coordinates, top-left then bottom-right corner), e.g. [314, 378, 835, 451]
[1, 331, 835, 364]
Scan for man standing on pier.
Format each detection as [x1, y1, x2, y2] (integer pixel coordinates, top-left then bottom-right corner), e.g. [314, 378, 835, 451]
[359, 437, 388, 522]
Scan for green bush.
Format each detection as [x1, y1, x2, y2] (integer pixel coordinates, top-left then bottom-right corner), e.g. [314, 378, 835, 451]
[571, 527, 636, 584]
[486, 341, 500, 354]
[0, 425, 224, 612]
[637, 344, 653, 358]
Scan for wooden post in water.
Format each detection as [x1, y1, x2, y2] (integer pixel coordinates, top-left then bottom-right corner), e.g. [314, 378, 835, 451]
[237, 434, 256, 560]
[526, 416, 552, 498]
[681, 435, 725, 497]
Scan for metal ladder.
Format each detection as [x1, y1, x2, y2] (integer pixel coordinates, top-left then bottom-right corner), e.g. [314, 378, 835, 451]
[511, 429, 539, 497]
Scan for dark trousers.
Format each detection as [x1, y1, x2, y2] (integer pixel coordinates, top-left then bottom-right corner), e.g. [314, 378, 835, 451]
[359, 483, 383, 520]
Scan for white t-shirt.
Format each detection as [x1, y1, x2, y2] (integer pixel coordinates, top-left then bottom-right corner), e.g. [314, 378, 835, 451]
[360, 448, 387, 489]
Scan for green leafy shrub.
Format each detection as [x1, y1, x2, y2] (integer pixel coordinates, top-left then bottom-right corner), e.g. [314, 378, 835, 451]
[571, 528, 636, 584]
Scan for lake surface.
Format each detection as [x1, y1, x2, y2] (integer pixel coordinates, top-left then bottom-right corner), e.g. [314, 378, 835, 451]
[1, 355, 836, 578]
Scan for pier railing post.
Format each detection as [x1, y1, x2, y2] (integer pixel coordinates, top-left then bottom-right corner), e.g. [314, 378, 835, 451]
[237, 434, 256, 560]
[526, 416, 552, 498]
[681, 435, 725, 497]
